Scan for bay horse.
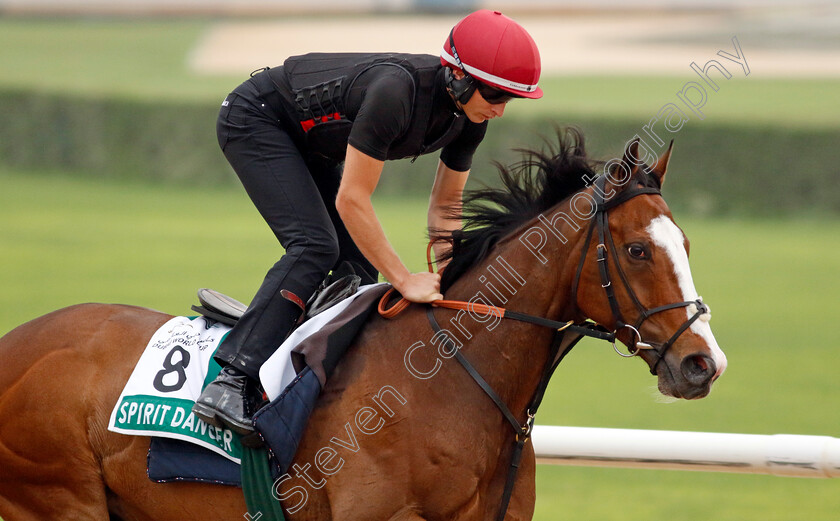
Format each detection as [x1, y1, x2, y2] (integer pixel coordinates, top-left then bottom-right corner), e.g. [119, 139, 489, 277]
[0, 130, 726, 521]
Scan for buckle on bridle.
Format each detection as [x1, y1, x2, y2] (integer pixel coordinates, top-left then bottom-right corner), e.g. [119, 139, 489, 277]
[612, 324, 652, 357]
[596, 243, 608, 261]
[517, 410, 536, 442]
[556, 320, 575, 332]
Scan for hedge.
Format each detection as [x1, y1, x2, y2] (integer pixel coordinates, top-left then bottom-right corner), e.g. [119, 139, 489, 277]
[2, 89, 838, 216]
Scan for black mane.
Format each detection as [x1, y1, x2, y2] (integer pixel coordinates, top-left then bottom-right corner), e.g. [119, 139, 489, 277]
[435, 128, 601, 291]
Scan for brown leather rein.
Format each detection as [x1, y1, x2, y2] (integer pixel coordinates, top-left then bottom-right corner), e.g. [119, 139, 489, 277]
[377, 241, 616, 343]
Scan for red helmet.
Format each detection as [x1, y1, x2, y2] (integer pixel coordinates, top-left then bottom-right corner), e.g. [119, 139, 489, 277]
[441, 10, 542, 99]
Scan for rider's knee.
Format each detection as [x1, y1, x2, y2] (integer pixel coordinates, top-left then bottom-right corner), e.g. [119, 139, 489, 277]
[293, 234, 341, 273]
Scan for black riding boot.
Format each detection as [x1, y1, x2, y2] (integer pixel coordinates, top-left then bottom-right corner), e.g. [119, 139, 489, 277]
[192, 365, 258, 435]
[193, 281, 308, 434]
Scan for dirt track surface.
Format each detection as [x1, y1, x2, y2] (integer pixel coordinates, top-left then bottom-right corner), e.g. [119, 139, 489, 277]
[189, 9, 840, 77]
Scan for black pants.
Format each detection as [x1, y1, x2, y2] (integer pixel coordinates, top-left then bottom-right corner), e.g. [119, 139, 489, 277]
[213, 78, 377, 380]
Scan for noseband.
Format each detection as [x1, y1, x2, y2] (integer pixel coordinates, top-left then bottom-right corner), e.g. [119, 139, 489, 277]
[571, 173, 710, 374]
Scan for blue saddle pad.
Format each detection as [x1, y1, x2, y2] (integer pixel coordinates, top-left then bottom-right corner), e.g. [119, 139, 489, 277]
[146, 367, 322, 485]
[253, 367, 322, 476]
[148, 436, 241, 485]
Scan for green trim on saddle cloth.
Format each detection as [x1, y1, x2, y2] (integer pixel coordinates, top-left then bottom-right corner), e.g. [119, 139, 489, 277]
[242, 446, 287, 521]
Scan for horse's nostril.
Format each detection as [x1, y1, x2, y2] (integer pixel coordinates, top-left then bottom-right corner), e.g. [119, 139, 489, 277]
[681, 354, 716, 386]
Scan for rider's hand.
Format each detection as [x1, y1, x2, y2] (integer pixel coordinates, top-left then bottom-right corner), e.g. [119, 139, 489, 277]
[395, 271, 443, 303]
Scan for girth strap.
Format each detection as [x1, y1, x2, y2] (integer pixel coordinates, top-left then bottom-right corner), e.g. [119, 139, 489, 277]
[497, 438, 528, 521]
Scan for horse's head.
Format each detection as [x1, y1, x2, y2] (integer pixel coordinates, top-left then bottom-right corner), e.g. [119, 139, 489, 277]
[436, 130, 726, 398]
[573, 140, 727, 399]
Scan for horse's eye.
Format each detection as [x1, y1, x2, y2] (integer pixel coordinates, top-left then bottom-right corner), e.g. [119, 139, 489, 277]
[627, 244, 648, 260]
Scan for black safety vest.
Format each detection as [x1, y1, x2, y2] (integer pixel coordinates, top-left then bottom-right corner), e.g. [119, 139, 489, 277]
[265, 53, 465, 162]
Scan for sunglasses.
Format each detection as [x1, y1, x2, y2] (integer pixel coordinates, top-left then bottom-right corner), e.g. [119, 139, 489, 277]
[476, 82, 514, 105]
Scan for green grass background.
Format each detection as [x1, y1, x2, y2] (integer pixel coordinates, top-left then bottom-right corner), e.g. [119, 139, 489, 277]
[1, 16, 839, 521]
[2, 168, 839, 520]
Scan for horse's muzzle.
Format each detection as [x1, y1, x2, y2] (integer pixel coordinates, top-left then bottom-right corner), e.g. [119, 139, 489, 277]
[681, 353, 718, 388]
[654, 351, 718, 400]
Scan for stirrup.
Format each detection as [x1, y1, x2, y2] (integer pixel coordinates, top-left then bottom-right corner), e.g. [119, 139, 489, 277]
[192, 288, 247, 326]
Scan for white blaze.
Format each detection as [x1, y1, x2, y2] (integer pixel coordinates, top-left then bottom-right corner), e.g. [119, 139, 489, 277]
[646, 216, 727, 378]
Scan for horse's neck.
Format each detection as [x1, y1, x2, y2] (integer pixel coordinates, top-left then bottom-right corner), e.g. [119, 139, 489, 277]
[441, 207, 583, 413]
[446, 198, 585, 325]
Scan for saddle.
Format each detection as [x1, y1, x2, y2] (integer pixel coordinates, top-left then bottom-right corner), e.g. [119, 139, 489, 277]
[191, 289, 247, 326]
[191, 263, 363, 327]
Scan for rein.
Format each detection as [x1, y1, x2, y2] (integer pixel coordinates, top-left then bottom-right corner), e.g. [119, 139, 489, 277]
[378, 243, 616, 343]
[377, 172, 709, 520]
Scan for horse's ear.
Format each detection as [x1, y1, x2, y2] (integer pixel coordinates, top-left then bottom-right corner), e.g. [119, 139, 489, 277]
[651, 140, 674, 186]
[622, 138, 641, 175]
[603, 138, 642, 195]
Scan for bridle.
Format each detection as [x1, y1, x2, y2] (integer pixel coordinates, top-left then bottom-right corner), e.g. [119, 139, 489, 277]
[570, 172, 710, 375]
[377, 169, 712, 521]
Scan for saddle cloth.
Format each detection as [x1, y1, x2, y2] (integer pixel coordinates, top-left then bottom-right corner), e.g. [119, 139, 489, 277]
[107, 315, 245, 462]
[108, 283, 390, 477]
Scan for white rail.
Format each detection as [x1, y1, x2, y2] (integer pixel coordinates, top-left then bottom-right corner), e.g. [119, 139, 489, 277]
[532, 426, 840, 478]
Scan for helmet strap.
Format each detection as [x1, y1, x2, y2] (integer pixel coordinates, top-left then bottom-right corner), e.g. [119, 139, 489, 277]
[445, 29, 476, 106]
[445, 67, 476, 107]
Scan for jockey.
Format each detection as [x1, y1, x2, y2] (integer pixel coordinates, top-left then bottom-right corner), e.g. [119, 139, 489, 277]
[193, 10, 543, 434]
